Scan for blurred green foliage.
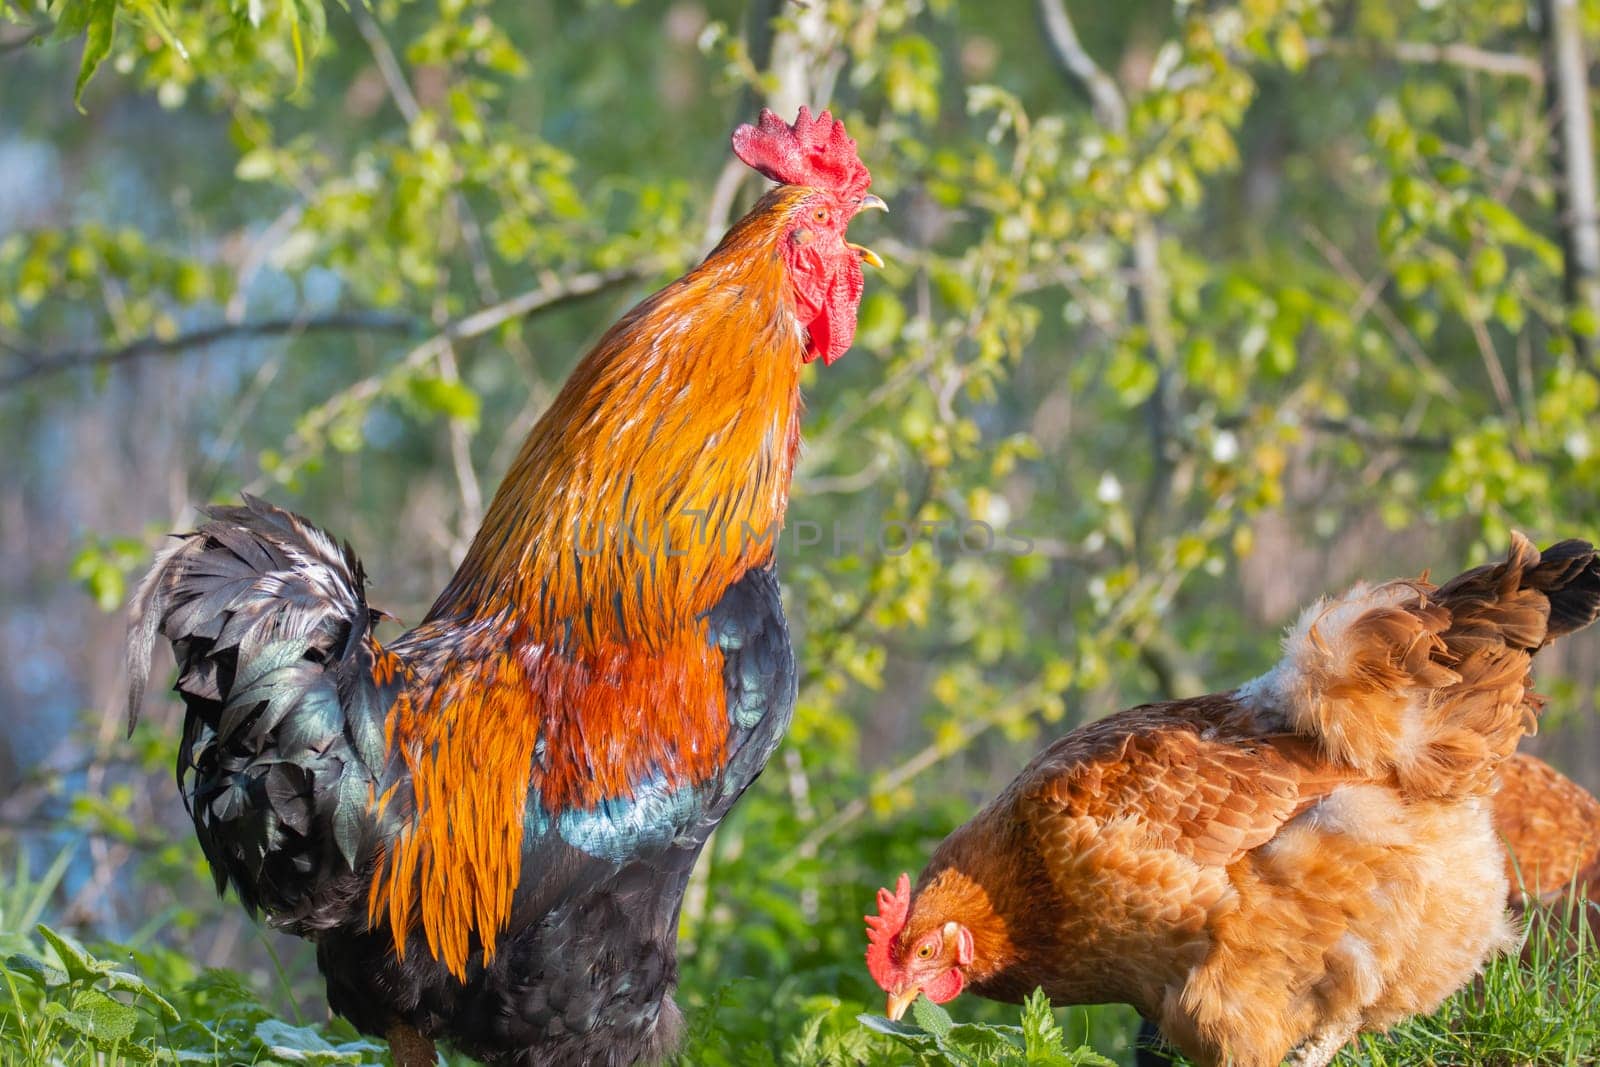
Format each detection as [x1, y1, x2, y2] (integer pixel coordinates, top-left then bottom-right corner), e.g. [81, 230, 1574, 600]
[4, 0, 1600, 1062]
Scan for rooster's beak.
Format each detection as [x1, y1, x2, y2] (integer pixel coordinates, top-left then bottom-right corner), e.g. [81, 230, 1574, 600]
[885, 986, 920, 1022]
[849, 243, 885, 269]
[851, 195, 887, 269]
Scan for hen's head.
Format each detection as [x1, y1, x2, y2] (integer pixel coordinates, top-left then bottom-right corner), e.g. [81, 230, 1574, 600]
[865, 873, 976, 1021]
[731, 106, 886, 366]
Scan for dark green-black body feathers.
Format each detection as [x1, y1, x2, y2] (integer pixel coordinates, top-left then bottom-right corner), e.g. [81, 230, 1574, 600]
[126, 496, 399, 931]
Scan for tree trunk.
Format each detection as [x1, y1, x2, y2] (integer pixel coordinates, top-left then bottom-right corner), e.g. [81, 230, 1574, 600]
[1542, 0, 1600, 363]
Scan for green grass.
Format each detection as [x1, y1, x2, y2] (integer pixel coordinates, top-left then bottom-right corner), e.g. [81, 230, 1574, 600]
[1, 844, 1595, 1067]
[1339, 894, 1600, 1067]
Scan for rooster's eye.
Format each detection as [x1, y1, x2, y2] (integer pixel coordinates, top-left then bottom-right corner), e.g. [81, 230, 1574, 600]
[916, 943, 934, 960]
[813, 207, 830, 223]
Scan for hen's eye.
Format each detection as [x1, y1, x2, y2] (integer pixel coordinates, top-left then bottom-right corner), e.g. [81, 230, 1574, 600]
[813, 207, 830, 223]
[916, 943, 934, 960]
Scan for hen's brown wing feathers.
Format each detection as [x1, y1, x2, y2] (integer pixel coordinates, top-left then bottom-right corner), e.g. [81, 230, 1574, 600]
[1020, 702, 1348, 869]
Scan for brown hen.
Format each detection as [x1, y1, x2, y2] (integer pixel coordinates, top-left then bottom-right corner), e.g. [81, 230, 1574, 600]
[867, 536, 1600, 1067]
[1497, 751, 1600, 939]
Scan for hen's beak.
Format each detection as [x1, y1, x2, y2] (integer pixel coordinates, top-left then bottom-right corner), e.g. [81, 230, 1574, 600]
[857, 194, 888, 215]
[886, 986, 920, 1022]
[850, 243, 885, 269]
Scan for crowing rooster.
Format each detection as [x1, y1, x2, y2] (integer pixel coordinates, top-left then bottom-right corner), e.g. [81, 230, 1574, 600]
[127, 107, 885, 1067]
[866, 537, 1600, 1067]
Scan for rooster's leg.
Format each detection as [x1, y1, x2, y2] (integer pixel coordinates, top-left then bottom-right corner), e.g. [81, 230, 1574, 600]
[386, 1022, 437, 1067]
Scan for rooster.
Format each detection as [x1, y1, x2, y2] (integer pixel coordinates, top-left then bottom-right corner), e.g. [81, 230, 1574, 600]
[126, 107, 885, 1067]
[866, 536, 1600, 1067]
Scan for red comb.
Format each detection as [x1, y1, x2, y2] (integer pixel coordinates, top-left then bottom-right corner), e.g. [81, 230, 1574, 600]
[865, 872, 912, 989]
[731, 106, 872, 201]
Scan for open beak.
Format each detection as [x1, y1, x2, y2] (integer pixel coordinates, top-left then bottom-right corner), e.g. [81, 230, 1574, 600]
[850, 195, 887, 269]
[850, 243, 885, 269]
[885, 986, 920, 1022]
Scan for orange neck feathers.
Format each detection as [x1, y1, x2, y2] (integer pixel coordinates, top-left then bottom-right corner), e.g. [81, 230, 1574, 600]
[909, 866, 1022, 985]
[375, 188, 824, 976]
[428, 187, 814, 648]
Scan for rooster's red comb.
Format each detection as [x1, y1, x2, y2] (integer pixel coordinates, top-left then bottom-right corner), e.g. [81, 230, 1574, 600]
[864, 872, 912, 989]
[731, 106, 872, 201]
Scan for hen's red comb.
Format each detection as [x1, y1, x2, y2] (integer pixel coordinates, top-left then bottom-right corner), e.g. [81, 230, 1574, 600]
[865, 872, 912, 989]
[731, 106, 872, 200]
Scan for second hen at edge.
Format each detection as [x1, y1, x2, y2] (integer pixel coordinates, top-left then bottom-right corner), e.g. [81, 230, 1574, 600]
[866, 535, 1600, 1067]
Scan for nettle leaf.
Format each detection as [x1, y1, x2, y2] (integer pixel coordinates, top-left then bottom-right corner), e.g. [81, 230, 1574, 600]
[103, 968, 181, 1022]
[37, 923, 113, 984]
[5, 952, 68, 988]
[255, 1019, 385, 1064]
[911, 995, 956, 1041]
[45, 989, 139, 1045]
[856, 1013, 931, 1041]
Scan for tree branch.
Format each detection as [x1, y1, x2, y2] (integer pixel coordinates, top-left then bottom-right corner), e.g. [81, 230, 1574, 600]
[1214, 411, 1452, 453]
[1541, 0, 1600, 366]
[1036, 0, 1175, 550]
[5, 262, 661, 398]
[0, 24, 47, 55]
[350, 0, 500, 304]
[239, 263, 662, 493]
[1037, 0, 1128, 131]
[1, 311, 416, 391]
[1306, 37, 1545, 83]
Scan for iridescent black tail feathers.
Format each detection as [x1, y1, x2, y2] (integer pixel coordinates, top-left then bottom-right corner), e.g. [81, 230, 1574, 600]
[126, 495, 398, 929]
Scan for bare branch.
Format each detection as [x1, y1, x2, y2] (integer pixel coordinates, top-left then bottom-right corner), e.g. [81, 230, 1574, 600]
[442, 263, 660, 343]
[435, 341, 484, 561]
[350, 0, 423, 122]
[0, 24, 47, 54]
[1214, 411, 1452, 453]
[1037, 0, 1128, 132]
[1307, 37, 1545, 83]
[1036, 0, 1175, 550]
[350, 0, 500, 303]
[241, 263, 662, 493]
[1301, 223, 1463, 402]
[1, 311, 416, 391]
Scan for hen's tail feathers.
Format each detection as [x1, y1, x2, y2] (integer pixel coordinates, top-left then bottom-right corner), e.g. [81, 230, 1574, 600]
[125, 495, 396, 926]
[1244, 534, 1599, 799]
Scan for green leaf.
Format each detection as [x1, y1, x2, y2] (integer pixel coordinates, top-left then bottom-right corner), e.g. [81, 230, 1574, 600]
[406, 375, 481, 425]
[102, 969, 181, 1021]
[37, 924, 112, 984]
[45, 989, 139, 1045]
[911, 994, 955, 1040]
[64, 0, 117, 112]
[5, 952, 68, 988]
[255, 1019, 385, 1064]
[1470, 246, 1507, 291]
[856, 1013, 932, 1041]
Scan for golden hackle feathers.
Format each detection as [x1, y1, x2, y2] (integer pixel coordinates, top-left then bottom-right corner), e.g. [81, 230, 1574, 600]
[366, 187, 819, 977]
